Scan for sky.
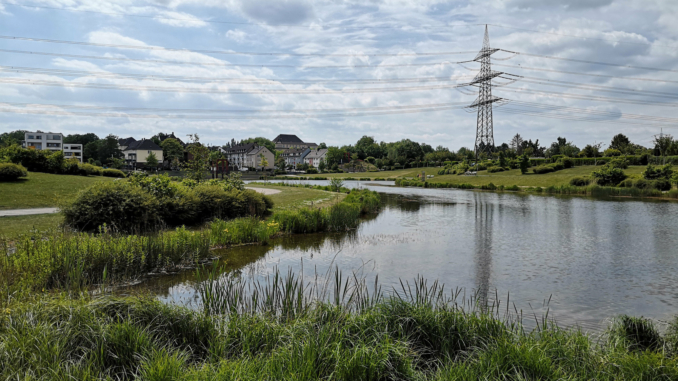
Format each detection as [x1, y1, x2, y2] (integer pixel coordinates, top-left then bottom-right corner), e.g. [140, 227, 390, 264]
[1, 0, 677, 150]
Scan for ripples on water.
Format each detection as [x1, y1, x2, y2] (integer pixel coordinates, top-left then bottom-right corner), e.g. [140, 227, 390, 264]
[134, 181, 678, 332]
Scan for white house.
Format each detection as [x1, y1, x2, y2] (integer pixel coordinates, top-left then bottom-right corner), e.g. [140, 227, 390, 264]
[304, 148, 328, 167]
[221, 143, 259, 170]
[122, 139, 164, 167]
[22, 131, 83, 162]
[280, 148, 311, 167]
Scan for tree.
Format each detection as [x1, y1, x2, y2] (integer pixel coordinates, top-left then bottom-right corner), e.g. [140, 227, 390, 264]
[161, 138, 184, 163]
[275, 156, 286, 171]
[318, 159, 326, 172]
[654, 134, 674, 164]
[97, 135, 123, 165]
[259, 153, 269, 170]
[64, 133, 99, 146]
[183, 134, 210, 182]
[240, 137, 275, 153]
[609, 134, 631, 151]
[318, 142, 327, 149]
[146, 152, 159, 168]
[499, 151, 507, 168]
[519, 155, 530, 174]
[83, 140, 102, 162]
[0, 130, 28, 147]
[510, 134, 524, 154]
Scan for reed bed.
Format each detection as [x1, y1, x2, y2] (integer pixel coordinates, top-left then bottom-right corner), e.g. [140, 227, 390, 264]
[2, 267, 678, 380]
[0, 190, 382, 304]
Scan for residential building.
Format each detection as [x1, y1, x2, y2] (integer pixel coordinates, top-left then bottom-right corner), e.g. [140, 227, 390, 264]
[280, 148, 311, 167]
[63, 144, 83, 162]
[304, 148, 328, 167]
[22, 131, 83, 162]
[117, 137, 136, 151]
[272, 134, 318, 150]
[122, 139, 163, 168]
[221, 142, 258, 169]
[245, 146, 275, 170]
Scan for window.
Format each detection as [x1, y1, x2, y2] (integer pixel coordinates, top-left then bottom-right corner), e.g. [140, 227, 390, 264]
[35, 135, 42, 139]
[64, 152, 72, 156]
[74, 152, 81, 156]
[28, 135, 35, 139]
[51, 135, 61, 140]
[47, 143, 60, 148]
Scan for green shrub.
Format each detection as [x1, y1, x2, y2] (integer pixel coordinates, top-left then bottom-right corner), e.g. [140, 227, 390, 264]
[193, 186, 270, 222]
[561, 157, 574, 168]
[62, 182, 161, 232]
[486, 166, 504, 173]
[610, 315, 662, 351]
[77, 163, 103, 176]
[619, 179, 635, 188]
[0, 162, 28, 181]
[607, 157, 629, 169]
[604, 148, 622, 157]
[634, 178, 650, 189]
[533, 165, 556, 174]
[306, 168, 318, 174]
[653, 179, 672, 191]
[103, 168, 126, 178]
[643, 164, 673, 180]
[591, 166, 627, 186]
[569, 177, 591, 186]
[505, 185, 520, 191]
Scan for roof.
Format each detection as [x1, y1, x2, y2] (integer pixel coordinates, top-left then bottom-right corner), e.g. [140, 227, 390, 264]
[159, 132, 185, 146]
[273, 134, 304, 144]
[223, 143, 258, 154]
[305, 148, 328, 159]
[247, 146, 271, 156]
[125, 139, 162, 151]
[118, 137, 136, 147]
[305, 142, 318, 147]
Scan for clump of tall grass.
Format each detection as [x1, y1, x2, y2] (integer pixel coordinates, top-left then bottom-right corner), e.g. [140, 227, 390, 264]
[4, 269, 678, 380]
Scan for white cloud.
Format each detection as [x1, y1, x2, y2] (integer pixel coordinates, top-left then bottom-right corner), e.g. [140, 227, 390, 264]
[225, 29, 247, 43]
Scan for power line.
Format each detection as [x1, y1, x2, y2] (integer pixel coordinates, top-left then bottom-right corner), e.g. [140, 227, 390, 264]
[495, 87, 678, 108]
[0, 48, 476, 69]
[0, 65, 473, 84]
[0, 35, 477, 57]
[493, 63, 678, 85]
[502, 49, 678, 74]
[514, 77, 678, 100]
[0, 77, 471, 94]
[0, 1, 481, 31]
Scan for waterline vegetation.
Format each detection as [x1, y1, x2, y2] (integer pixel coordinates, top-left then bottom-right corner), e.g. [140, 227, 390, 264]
[2, 267, 678, 380]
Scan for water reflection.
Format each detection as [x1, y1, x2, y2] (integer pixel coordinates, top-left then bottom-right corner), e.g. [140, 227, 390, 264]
[132, 182, 678, 332]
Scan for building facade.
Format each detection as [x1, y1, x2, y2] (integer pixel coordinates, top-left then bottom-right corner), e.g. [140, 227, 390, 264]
[280, 148, 311, 167]
[22, 131, 83, 162]
[304, 148, 328, 167]
[245, 146, 275, 170]
[221, 143, 258, 170]
[122, 139, 163, 168]
[273, 134, 318, 150]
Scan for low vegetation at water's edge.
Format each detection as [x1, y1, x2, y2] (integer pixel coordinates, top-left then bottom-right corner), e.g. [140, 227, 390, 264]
[2, 268, 678, 380]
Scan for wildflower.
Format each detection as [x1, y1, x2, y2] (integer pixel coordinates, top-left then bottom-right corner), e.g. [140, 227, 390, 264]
[223, 229, 229, 232]
[3, 308, 10, 315]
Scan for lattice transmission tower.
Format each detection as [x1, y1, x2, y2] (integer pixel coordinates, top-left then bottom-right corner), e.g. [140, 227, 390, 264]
[468, 25, 506, 161]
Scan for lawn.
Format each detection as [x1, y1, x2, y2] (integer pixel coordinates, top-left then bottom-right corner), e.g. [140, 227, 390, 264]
[247, 184, 346, 211]
[0, 214, 63, 237]
[0, 172, 114, 210]
[425, 165, 647, 187]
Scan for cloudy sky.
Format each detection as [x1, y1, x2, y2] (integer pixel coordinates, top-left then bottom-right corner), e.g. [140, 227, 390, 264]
[1, 0, 677, 150]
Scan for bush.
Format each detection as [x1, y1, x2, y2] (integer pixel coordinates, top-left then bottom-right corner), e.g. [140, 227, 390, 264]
[77, 163, 103, 176]
[604, 148, 622, 157]
[569, 177, 591, 186]
[0, 162, 28, 181]
[561, 157, 574, 168]
[643, 164, 673, 180]
[306, 168, 318, 174]
[193, 186, 270, 222]
[533, 165, 556, 174]
[591, 166, 627, 186]
[653, 179, 672, 191]
[607, 158, 629, 169]
[63, 182, 160, 232]
[103, 168, 126, 178]
[486, 166, 504, 173]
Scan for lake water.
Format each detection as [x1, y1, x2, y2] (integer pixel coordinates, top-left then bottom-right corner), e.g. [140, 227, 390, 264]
[137, 181, 678, 332]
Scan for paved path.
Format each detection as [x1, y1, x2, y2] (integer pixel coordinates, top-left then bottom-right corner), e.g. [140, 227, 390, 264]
[0, 207, 59, 217]
[246, 187, 281, 195]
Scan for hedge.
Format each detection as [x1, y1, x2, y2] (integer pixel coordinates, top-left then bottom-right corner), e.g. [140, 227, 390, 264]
[0, 162, 28, 181]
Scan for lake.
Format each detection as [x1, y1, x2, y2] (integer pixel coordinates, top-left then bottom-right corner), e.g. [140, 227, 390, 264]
[136, 181, 678, 332]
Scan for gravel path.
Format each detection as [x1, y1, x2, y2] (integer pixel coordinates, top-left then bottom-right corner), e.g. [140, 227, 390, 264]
[0, 207, 59, 217]
[246, 187, 282, 195]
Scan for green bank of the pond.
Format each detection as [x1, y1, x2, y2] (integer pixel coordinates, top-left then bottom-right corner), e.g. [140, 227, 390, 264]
[0, 189, 381, 303]
[2, 293, 677, 380]
[396, 178, 678, 200]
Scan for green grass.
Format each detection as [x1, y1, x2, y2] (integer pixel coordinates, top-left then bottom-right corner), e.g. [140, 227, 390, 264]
[0, 214, 63, 237]
[3, 269, 678, 380]
[248, 184, 346, 211]
[427, 166, 647, 187]
[0, 172, 114, 210]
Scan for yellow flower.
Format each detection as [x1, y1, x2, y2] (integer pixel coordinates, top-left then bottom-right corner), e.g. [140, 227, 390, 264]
[3, 308, 10, 315]
[223, 229, 229, 232]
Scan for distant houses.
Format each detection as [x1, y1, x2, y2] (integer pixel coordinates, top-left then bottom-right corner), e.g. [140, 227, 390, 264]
[304, 148, 328, 167]
[117, 137, 163, 168]
[221, 143, 274, 170]
[22, 130, 83, 162]
[273, 134, 317, 150]
[280, 148, 311, 167]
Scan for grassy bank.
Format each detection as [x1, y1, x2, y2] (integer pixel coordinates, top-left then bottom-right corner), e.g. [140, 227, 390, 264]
[0, 189, 381, 301]
[2, 269, 678, 380]
[247, 184, 346, 211]
[0, 214, 63, 237]
[0, 172, 114, 210]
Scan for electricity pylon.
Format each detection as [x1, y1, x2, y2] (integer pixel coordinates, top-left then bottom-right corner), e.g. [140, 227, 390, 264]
[469, 25, 504, 162]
